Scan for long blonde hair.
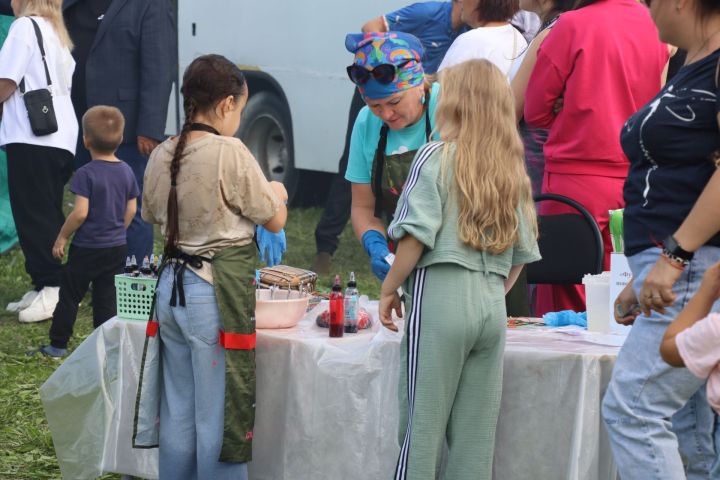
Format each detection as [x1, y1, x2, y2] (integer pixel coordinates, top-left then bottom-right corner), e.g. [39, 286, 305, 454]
[18, 0, 73, 50]
[436, 59, 537, 254]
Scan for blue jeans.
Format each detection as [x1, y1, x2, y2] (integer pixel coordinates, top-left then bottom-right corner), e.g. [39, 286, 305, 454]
[156, 267, 248, 480]
[602, 246, 720, 479]
[116, 143, 153, 260]
[76, 141, 154, 260]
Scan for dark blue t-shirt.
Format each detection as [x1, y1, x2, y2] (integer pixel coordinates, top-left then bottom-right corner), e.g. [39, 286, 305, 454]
[70, 160, 140, 248]
[621, 49, 720, 256]
[385, 1, 466, 74]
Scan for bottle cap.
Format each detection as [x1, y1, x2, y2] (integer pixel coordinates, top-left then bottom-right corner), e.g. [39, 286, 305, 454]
[332, 274, 342, 291]
[347, 271, 357, 288]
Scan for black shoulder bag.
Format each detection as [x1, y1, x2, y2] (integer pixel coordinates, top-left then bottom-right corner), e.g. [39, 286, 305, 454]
[19, 18, 58, 136]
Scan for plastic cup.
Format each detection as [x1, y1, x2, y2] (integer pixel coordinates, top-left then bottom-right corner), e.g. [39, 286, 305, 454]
[583, 272, 611, 333]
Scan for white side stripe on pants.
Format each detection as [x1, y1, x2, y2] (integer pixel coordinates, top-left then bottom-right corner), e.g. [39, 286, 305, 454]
[394, 267, 427, 480]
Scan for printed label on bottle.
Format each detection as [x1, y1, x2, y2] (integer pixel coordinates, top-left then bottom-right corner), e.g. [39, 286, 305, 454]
[344, 296, 358, 324]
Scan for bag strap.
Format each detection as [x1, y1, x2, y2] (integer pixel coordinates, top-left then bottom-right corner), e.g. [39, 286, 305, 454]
[423, 89, 432, 140]
[372, 123, 390, 218]
[19, 17, 52, 95]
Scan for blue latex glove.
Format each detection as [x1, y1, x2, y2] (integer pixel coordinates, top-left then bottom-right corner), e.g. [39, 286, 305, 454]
[256, 226, 286, 267]
[362, 230, 390, 281]
[543, 310, 587, 328]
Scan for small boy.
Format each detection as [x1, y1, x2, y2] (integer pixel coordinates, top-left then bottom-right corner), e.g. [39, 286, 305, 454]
[660, 261, 720, 414]
[35, 106, 139, 358]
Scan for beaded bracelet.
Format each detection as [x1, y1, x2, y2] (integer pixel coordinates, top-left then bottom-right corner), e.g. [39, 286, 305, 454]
[661, 252, 686, 271]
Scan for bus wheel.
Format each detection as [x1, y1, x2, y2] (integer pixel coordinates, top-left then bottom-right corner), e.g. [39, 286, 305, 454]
[237, 92, 299, 203]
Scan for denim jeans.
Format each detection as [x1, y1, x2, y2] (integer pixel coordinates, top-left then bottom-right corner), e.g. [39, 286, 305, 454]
[155, 267, 248, 480]
[116, 143, 154, 261]
[602, 246, 720, 480]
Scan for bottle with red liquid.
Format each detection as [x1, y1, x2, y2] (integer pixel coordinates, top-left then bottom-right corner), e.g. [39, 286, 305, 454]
[329, 275, 344, 338]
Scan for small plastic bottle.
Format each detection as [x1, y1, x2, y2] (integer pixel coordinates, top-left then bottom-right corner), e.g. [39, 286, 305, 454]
[329, 275, 344, 338]
[140, 256, 152, 277]
[130, 255, 139, 277]
[124, 256, 133, 276]
[344, 272, 359, 333]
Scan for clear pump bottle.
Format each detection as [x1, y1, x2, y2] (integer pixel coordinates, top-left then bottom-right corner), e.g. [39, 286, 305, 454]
[344, 272, 359, 333]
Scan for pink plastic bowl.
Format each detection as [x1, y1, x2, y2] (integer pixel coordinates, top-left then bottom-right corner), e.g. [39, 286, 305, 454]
[255, 289, 309, 329]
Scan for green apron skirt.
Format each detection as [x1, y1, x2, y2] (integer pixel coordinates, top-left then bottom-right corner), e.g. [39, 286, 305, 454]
[133, 244, 258, 463]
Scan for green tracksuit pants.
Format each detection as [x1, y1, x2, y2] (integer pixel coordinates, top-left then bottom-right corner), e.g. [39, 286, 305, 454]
[394, 263, 507, 480]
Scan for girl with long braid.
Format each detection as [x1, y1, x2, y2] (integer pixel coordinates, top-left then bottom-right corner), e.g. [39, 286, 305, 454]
[137, 54, 287, 478]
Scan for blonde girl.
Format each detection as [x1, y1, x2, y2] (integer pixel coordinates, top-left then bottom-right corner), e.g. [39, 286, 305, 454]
[379, 59, 540, 480]
[0, 0, 78, 322]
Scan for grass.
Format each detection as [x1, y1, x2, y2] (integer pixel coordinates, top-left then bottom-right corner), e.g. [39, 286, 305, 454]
[283, 208, 380, 296]
[0, 206, 379, 479]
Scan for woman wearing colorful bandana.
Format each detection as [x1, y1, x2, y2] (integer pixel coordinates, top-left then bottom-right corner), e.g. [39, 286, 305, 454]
[344, 32, 439, 280]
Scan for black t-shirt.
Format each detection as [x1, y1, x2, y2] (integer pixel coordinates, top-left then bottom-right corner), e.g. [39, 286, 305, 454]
[621, 48, 720, 256]
[65, 0, 113, 119]
[667, 49, 687, 81]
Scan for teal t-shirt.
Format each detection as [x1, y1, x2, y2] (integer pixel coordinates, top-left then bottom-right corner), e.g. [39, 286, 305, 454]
[345, 83, 441, 184]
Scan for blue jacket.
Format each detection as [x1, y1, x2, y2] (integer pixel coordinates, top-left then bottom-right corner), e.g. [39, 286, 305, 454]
[0, 0, 177, 142]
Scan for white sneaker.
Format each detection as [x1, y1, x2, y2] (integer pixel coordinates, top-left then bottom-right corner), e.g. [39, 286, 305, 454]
[6, 290, 39, 313]
[18, 286, 59, 323]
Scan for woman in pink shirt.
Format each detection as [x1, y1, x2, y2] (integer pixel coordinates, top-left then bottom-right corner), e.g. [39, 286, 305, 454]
[524, 0, 667, 315]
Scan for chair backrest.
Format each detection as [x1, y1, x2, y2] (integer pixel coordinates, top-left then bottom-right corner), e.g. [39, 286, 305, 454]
[526, 193, 604, 285]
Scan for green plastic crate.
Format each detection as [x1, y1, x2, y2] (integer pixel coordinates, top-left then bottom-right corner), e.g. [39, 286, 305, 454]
[115, 274, 157, 320]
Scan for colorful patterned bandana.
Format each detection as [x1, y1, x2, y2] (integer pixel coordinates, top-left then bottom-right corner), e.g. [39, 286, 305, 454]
[345, 32, 425, 100]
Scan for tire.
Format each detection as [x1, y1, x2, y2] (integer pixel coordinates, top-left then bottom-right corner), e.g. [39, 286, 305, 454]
[236, 92, 299, 203]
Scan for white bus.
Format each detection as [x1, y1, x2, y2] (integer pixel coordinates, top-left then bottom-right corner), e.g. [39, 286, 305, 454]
[174, 0, 409, 202]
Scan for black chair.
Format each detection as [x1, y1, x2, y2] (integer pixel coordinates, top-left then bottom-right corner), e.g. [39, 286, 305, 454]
[526, 193, 604, 285]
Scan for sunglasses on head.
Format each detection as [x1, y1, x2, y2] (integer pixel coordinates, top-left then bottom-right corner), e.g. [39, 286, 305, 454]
[346, 60, 413, 85]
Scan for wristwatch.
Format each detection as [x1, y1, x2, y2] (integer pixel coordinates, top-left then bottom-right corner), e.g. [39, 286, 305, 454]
[663, 235, 694, 264]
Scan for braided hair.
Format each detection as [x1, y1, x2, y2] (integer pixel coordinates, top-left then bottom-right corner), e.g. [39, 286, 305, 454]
[165, 54, 247, 254]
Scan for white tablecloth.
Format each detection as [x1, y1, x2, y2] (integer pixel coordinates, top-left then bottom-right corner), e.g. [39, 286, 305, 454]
[41, 303, 621, 480]
[495, 328, 619, 480]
